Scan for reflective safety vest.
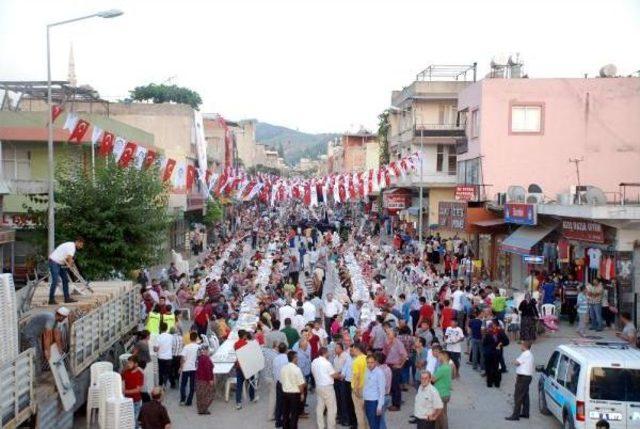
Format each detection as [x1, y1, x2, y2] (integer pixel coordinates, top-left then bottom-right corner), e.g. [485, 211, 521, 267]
[146, 312, 161, 335]
[162, 313, 176, 332]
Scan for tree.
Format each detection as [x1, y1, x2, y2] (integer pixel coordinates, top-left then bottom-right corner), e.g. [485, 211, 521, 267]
[128, 83, 203, 110]
[203, 198, 224, 227]
[377, 109, 391, 166]
[25, 160, 171, 279]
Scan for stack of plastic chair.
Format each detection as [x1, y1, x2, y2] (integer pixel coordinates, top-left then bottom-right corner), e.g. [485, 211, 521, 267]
[98, 371, 123, 429]
[0, 274, 19, 365]
[86, 361, 114, 428]
[142, 355, 158, 394]
[105, 396, 135, 429]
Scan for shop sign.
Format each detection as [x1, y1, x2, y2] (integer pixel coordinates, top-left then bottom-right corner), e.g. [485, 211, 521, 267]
[2, 214, 34, 228]
[383, 194, 408, 210]
[561, 219, 605, 243]
[455, 185, 477, 201]
[438, 201, 466, 230]
[504, 203, 537, 225]
[523, 255, 544, 264]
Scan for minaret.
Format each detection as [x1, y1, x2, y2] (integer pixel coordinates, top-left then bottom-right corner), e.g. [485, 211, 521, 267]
[68, 44, 77, 87]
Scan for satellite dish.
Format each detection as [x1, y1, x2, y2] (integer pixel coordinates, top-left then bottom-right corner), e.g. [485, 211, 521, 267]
[507, 185, 526, 203]
[528, 184, 543, 193]
[599, 64, 617, 78]
[585, 187, 607, 205]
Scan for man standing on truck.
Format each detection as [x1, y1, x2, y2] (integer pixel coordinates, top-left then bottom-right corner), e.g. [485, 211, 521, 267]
[48, 236, 85, 305]
[23, 306, 70, 375]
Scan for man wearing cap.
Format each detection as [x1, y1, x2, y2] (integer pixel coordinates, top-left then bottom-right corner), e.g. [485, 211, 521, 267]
[48, 237, 84, 304]
[23, 307, 70, 375]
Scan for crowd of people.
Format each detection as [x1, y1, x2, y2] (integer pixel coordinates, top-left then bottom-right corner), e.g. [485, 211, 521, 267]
[119, 201, 635, 429]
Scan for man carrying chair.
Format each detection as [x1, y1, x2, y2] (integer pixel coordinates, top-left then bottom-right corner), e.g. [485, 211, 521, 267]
[48, 237, 85, 305]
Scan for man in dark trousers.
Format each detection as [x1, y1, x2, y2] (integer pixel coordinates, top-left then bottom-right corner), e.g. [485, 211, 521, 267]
[505, 341, 534, 421]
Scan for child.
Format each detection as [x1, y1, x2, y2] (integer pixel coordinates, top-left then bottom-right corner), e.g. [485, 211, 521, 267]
[576, 285, 589, 337]
[506, 308, 520, 342]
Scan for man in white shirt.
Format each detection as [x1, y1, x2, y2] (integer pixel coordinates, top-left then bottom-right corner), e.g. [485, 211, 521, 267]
[323, 293, 342, 334]
[506, 341, 534, 421]
[413, 370, 443, 428]
[444, 320, 464, 372]
[279, 300, 297, 327]
[154, 322, 174, 389]
[272, 343, 289, 427]
[179, 332, 200, 406]
[311, 347, 339, 429]
[312, 320, 329, 346]
[451, 286, 464, 313]
[48, 237, 84, 304]
[303, 298, 317, 323]
[280, 351, 307, 429]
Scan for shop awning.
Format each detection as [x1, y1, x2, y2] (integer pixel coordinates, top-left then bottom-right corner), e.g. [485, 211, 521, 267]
[500, 222, 558, 255]
[472, 219, 506, 227]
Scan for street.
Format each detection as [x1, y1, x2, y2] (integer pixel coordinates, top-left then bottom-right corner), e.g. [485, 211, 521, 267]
[160, 322, 615, 429]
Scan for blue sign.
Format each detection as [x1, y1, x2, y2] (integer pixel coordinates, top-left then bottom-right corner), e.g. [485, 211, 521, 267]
[504, 203, 537, 225]
[523, 255, 544, 265]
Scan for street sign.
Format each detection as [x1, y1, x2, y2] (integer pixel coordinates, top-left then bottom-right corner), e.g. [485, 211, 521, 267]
[455, 185, 477, 201]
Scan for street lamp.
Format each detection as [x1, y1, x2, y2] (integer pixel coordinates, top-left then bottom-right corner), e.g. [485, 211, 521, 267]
[46, 9, 123, 254]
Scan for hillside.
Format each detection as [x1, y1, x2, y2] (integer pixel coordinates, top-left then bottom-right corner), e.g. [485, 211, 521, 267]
[255, 122, 339, 165]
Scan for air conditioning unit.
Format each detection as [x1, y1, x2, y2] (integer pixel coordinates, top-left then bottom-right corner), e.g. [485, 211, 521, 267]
[526, 193, 544, 204]
[557, 193, 574, 205]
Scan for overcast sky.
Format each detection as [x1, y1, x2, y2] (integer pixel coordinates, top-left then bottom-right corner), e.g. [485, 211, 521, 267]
[1, 0, 638, 133]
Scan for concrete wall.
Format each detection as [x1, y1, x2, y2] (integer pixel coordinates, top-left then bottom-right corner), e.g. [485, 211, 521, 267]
[365, 140, 379, 171]
[427, 187, 455, 226]
[234, 120, 257, 168]
[458, 77, 640, 200]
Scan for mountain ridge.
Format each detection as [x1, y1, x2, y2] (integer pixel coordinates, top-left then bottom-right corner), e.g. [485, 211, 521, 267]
[255, 122, 339, 165]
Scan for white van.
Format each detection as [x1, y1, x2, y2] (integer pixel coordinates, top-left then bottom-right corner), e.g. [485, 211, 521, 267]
[536, 341, 640, 429]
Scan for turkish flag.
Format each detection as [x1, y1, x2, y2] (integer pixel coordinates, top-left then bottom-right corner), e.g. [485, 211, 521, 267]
[303, 185, 311, 206]
[99, 132, 115, 156]
[186, 165, 196, 190]
[68, 119, 90, 143]
[162, 159, 176, 182]
[51, 105, 64, 123]
[143, 150, 156, 169]
[118, 142, 137, 167]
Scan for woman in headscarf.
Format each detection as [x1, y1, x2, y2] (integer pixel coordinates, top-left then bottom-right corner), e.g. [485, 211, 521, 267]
[518, 292, 540, 342]
[195, 345, 215, 415]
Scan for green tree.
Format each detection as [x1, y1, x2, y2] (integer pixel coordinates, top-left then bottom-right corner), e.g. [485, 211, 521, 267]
[128, 83, 203, 110]
[377, 109, 391, 166]
[203, 198, 224, 227]
[25, 160, 171, 279]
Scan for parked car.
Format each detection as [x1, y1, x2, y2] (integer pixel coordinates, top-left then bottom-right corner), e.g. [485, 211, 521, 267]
[536, 340, 640, 429]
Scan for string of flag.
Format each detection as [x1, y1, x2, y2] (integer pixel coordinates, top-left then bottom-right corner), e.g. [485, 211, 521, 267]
[51, 105, 420, 205]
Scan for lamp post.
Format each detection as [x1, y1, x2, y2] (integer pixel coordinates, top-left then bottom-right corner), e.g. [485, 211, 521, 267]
[46, 9, 123, 254]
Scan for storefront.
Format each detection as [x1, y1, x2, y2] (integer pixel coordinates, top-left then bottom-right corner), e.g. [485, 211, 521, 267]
[382, 188, 413, 234]
[437, 201, 505, 279]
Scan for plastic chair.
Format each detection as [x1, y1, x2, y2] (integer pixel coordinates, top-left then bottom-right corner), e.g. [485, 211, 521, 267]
[86, 362, 114, 428]
[541, 303, 556, 317]
[105, 396, 135, 429]
[98, 372, 124, 429]
[118, 353, 132, 371]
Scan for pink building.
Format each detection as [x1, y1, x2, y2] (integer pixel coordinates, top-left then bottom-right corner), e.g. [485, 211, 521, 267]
[456, 77, 640, 202]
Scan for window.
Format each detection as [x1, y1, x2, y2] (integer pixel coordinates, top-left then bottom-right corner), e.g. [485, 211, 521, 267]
[2, 146, 31, 180]
[448, 150, 457, 176]
[590, 368, 640, 402]
[556, 355, 570, 387]
[457, 158, 482, 185]
[437, 144, 444, 172]
[470, 109, 479, 138]
[511, 105, 542, 133]
[545, 351, 560, 378]
[566, 360, 581, 395]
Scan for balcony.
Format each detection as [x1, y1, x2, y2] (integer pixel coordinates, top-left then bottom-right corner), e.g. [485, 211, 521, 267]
[414, 124, 466, 138]
[5, 179, 48, 194]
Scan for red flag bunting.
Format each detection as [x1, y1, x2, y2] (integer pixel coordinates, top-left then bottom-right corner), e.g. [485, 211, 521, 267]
[143, 150, 156, 169]
[68, 119, 90, 143]
[163, 159, 176, 182]
[51, 105, 64, 123]
[186, 165, 196, 190]
[98, 132, 115, 156]
[118, 142, 137, 167]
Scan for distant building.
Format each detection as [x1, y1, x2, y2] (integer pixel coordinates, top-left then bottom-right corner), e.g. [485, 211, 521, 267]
[341, 130, 376, 173]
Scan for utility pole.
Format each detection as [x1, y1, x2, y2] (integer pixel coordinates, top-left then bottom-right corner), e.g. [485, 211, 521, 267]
[569, 157, 584, 204]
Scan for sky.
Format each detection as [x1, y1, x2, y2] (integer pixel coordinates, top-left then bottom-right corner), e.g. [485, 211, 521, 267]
[0, 0, 639, 134]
